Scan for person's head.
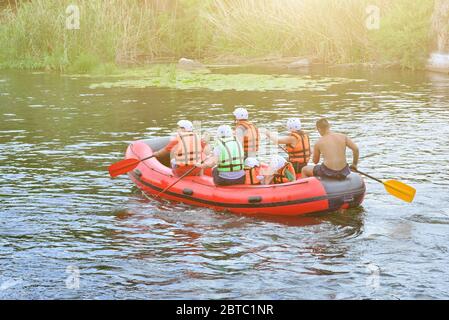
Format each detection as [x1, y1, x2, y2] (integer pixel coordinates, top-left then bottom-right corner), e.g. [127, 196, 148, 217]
[270, 155, 287, 171]
[177, 120, 193, 133]
[233, 107, 249, 121]
[245, 157, 260, 168]
[316, 118, 330, 136]
[216, 125, 233, 138]
[286, 118, 301, 132]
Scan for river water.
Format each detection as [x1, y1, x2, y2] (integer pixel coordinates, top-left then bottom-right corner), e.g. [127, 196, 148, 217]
[1, 66, 448, 299]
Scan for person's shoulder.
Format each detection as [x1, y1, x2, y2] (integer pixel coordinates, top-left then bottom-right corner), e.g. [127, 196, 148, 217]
[236, 124, 246, 131]
[331, 132, 347, 140]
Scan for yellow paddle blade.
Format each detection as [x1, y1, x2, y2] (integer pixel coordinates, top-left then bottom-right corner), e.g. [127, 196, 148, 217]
[383, 180, 416, 203]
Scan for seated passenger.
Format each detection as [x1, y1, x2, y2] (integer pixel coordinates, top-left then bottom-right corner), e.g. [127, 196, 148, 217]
[264, 155, 296, 185]
[266, 117, 311, 175]
[301, 118, 359, 180]
[152, 120, 207, 177]
[233, 107, 260, 159]
[244, 157, 267, 185]
[196, 125, 245, 186]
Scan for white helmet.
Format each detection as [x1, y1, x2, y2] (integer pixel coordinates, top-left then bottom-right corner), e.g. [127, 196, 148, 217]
[217, 125, 233, 137]
[286, 118, 301, 131]
[270, 155, 287, 171]
[177, 120, 193, 131]
[244, 157, 259, 168]
[233, 107, 249, 120]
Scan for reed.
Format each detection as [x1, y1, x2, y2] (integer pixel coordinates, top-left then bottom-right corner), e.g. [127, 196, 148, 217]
[0, 0, 437, 72]
[205, 0, 376, 63]
[369, 0, 435, 69]
[0, 0, 171, 72]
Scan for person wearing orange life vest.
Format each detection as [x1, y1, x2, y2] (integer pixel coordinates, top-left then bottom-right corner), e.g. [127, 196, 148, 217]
[244, 157, 267, 185]
[265, 118, 311, 175]
[263, 155, 296, 185]
[233, 107, 260, 159]
[152, 120, 207, 177]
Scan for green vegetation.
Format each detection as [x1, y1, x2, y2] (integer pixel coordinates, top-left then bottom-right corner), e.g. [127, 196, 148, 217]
[0, 0, 438, 73]
[87, 64, 365, 92]
[370, 0, 435, 70]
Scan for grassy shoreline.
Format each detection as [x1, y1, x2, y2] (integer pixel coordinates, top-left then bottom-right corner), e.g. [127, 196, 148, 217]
[0, 0, 437, 74]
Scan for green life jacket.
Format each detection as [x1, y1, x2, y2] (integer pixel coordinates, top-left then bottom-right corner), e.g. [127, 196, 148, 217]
[216, 137, 244, 172]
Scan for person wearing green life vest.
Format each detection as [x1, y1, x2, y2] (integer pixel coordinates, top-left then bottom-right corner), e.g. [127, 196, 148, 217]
[196, 125, 246, 186]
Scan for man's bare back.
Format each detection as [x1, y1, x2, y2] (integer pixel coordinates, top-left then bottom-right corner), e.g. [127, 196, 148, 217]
[314, 132, 351, 171]
[301, 118, 359, 179]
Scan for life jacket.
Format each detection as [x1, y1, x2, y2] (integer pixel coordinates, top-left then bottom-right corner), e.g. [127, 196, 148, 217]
[272, 162, 296, 184]
[244, 166, 261, 185]
[286, 131, 310, 164]
[216, 137, 244, 172]
[236, 120, 259, 154]
[245, 163, 269, 185]
[174, 132, 202, 166]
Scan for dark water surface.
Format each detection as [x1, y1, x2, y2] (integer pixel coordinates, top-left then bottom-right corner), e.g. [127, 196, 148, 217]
[1, 67, 449, 299]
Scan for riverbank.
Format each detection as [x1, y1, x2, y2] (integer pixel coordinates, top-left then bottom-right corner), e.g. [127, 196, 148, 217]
[0, 0, 437, 74]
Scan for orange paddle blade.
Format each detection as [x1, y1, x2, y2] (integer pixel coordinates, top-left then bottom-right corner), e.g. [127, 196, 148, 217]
[383, 180, 416, 203]
[108, 158, 140, 178]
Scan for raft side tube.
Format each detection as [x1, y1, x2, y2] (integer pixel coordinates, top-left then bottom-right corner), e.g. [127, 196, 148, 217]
[320, 174, 366, 210]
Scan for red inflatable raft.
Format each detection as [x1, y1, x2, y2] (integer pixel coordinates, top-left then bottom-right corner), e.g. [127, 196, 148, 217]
[125, 137, 366, 216]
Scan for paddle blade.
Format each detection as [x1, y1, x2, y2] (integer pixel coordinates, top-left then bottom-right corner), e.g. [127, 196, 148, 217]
[108, 158, 140, 178]
[383, 180, 416, 203]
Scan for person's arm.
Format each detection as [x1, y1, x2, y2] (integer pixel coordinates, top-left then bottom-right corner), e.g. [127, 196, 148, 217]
[266, 131, 296, 145]
[313, 143, 321, 164]
[154, 139, 176, 158]
[153, 147, 169, 158]
[203, 143, 212, 156]
[197, 145, 219, 168]
[200, 139, 212, 156]
[197, 155, 217, 169]
[346, 136, 359, 170]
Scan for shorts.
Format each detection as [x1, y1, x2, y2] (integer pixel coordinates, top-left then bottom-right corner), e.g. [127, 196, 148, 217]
[313, 163, 351, 180]
[212, 168, 246, 186]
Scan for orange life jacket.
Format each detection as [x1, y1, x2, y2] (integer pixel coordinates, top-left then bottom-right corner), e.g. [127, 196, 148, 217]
[272, 162, 296, 184]
[245, 163, 269, 185]
[174, 132, 202, 166]
[244, 166, 261, 185]
[286, 131, 310, 164]
[236, 120, 259, 154]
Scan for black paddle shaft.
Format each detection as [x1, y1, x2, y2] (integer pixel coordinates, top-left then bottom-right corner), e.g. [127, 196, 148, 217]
[141, 155, 155, 162]
[353, 169, 383, 184]
[155, 156, 211, 198]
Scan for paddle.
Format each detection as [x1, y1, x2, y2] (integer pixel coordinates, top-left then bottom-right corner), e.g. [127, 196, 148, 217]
[108, 155, 155, 178]
[154, 157, 211, 198]
[352, 168, 416, 203]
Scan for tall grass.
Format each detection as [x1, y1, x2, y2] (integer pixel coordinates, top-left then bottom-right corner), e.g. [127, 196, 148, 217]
[0, 0, 178, 72]
[0, 0, 438, 72]
[369, 0, 435, 69]
[205, 0, 376, 63]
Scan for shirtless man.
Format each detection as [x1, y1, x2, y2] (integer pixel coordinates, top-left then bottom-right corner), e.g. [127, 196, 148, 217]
[301, 118, 359, 180]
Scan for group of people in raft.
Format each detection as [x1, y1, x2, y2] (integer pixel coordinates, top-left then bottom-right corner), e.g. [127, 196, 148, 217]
[152, 107, 360, 186]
